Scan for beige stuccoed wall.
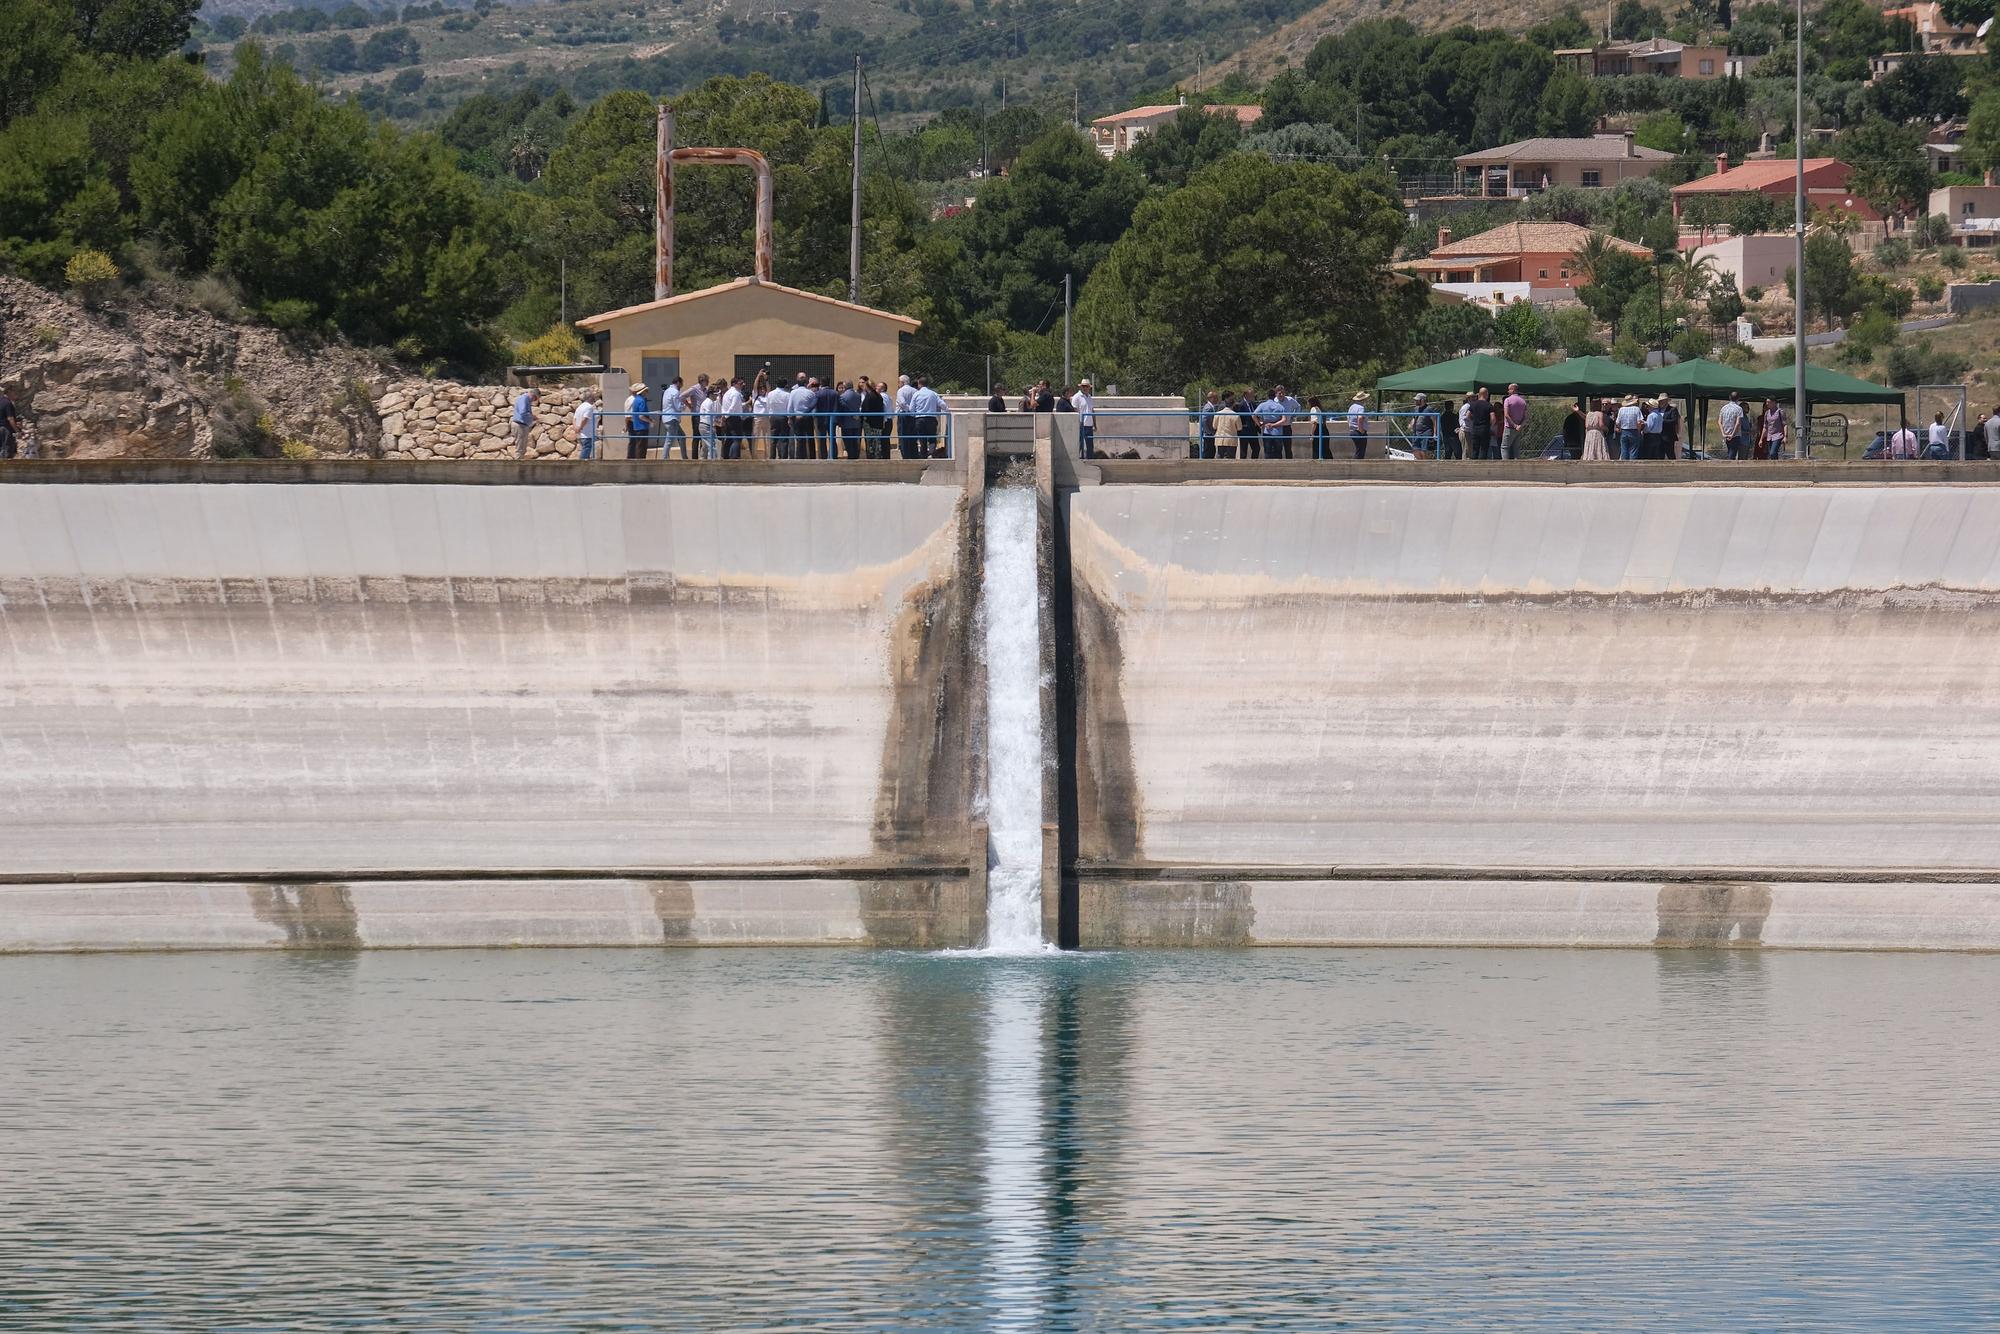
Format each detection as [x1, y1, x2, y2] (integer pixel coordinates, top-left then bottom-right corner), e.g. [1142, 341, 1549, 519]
[1067, 483, 2000, 878]
[586, 283, 910, 392]
[0, 483, 975, 898]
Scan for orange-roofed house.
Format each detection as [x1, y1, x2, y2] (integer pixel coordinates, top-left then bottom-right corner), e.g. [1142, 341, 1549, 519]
[1397, 221, 1652, 303]
[1090, 102, 1264, 157]
[1670, 156, 1880, 222]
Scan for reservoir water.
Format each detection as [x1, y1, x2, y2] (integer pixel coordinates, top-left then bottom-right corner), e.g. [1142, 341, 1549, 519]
[4, 947, 1999, 1329]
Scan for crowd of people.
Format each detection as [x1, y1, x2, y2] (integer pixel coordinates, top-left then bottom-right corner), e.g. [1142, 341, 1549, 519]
[570, 371, 953, 461]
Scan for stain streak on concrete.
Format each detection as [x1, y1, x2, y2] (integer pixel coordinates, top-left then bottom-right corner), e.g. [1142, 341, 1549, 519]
[247, 882, 362, 949]
[1070, 574, 1143, 866]
[1656, 882, 1774, 946]
[1079, 880, 1253, 948]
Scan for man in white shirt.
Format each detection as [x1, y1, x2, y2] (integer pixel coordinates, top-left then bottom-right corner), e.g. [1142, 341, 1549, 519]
[1718, 391, 1746, 460]
[905, 375, 946, 458]
[572, 391, 599, 461]
[700, 385, 722, 459]
[1984, 406, 2000, 460]
[893, 374, 916, 456]
[719, 378, 746, 460]
[1074, 379, 1096, 458]
[682, 377, 708, 460]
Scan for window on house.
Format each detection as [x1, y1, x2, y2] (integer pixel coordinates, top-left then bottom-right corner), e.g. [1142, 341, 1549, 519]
[1699, 58, 1715, 74]
[1581, 170, 1602, 187]
[1560, 269, 1570, 279]
[1967, 202, 1977, 215]
[1538, 268, 1549, 279]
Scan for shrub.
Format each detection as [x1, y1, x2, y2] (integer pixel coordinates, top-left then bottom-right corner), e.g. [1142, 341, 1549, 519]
[1885, 337, 1971, 387]
[209, 386, 280, 458]
[514, 322, 586, 367]
[63, 249, 119, 302]
[1874, 237, 1912, 268]
[1841, 307, 1898, 364]
[1744, 285, 1764, 302]
[190, 273, 246, 318]
[1941, 244, 1968, 271]
[1669, 326, 1714, 362]
[1916, 274, 1945, 302]
[263, 298, 318, 332]
[1706, 290, 1746, 326]
[279, 439, 319, 459]
[33, 324, 61, 349]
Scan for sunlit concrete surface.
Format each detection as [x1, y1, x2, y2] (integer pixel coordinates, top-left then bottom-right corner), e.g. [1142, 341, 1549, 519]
[0, 483, 970, 878]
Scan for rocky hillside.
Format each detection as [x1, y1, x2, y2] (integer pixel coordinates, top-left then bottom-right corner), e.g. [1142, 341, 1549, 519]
[0, 276, 604, 462]
[0, 277, 391, 460]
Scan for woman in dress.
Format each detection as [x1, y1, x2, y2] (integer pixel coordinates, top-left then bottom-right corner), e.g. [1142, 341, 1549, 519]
[751, 371, 773, 459]
[1582, 397, 1610, 461]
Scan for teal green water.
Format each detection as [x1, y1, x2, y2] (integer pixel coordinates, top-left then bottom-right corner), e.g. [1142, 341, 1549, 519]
[3, 948, 1998, 1329]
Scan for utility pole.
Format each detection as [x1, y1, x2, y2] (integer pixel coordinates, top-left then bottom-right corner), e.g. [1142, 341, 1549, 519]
[1063, 273, 1072, 389]
[559, 255, 566, 326]
[849, 54, 863, 304]
[1793, 0, 1806, 459]
[1073, 86, 1080, 129]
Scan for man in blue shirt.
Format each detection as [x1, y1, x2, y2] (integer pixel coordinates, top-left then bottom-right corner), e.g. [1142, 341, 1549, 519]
[906, 376, 946, 458]
[1273, 384, 1301, 460]
[1197, 390, 1219, 459]
[623, 383, 650, 460]
[511, 386, 540, 460]
[1255, 390, 1289, 460]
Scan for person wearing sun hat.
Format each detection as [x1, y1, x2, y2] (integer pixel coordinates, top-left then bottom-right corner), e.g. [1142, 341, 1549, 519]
[1615, 393, 1644, 461]
[624, 381, 650, 460]
[1347, 390, 1369, 459]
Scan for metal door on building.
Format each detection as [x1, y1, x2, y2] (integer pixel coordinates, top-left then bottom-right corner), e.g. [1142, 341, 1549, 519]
[641, 354, 680, 392]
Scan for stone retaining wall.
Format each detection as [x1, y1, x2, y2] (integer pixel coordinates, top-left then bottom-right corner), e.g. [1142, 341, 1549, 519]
[376, 382, 590, 460]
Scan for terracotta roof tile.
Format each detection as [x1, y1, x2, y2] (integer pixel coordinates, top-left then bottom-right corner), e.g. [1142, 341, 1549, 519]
[1426, 221, 1651, 259]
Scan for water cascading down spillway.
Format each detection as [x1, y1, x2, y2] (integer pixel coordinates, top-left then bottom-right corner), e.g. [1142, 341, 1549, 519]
[978, 483, 1052, 953]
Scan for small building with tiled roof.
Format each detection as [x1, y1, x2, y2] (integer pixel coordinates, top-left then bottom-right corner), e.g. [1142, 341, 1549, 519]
[577, 277, 920, 425]
[1089, 101, 1263, 156]
[1670, 156, 1879, 221]
[1454, 132, 1675, 197]
[1396, 221, 1651, 297]
[1555, 37, 1727, 78]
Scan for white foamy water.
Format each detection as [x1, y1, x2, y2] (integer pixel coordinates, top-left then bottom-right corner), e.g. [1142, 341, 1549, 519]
[979, 485, 1053, 953]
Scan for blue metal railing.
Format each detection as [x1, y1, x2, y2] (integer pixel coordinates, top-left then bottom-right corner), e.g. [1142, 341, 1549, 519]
[580, 410, 953, 461]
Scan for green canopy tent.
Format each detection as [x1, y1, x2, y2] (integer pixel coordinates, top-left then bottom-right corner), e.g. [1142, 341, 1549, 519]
[1538, 356, 1662, 398]
[1377, 353, 1563, 396]
[1638, 358, 1769, 400]
[1744, 364, 1901, 404]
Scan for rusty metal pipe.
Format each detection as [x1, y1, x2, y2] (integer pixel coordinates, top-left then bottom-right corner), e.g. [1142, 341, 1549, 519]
[666, 146, 775, 284]
[655, 105, 674, 300]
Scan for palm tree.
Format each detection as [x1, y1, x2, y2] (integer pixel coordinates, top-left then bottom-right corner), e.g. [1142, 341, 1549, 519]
[1569, 231, 1614, 287]
[1662, 253, 1722, 302]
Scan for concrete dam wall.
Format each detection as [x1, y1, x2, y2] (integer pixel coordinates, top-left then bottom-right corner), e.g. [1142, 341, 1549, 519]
[10, 459, 2000, 952]
[1066, 480, 2000, 948]
[0, 474, 984, 949]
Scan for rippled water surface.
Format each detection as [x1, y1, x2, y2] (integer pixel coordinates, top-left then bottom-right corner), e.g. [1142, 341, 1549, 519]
[5, 948, 2000, 1329]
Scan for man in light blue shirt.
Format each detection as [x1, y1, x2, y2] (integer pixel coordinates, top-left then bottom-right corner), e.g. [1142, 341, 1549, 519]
[511, 387, 539, 459]
[906, 376, 946, 458]
[660, 378, 686, 459]
[1274, 384, 1301, 460]
[1614, 395, 1644, 461]
[1254, 391, 1288, 461]
[623, 383, 650, 460]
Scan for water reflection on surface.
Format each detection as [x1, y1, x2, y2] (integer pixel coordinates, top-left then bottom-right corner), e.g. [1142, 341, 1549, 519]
[2, 948, 1998, 1329]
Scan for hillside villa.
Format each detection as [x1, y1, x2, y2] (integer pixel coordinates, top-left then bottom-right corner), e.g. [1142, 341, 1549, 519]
[1881, 2, 1986, 56]
[1931, 183, 2000, 246]
[1454, 133, 1674, 197]
[1689, 233, 1797, 295]
[1554, 37, 1728, 79]
[1670, 156, 1880, 222]
[1090, 101, 1263, 156]
[1398, 221, 1651, 305]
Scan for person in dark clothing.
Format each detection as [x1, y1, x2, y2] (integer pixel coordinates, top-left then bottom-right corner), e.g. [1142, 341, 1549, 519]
[1562, 400, 1586, 460]
[1033, 380, 1055, 413]
[1660, 398, 1682, 459]
[987, 388, 1006, 412]
[0, 387, 19, 459]
[1236, 392, 1260, 460]
[1437, 395, 1461, 460]
[837, 380, 864, 458]
[1464, 388, 1494, 461]
[859, 378, 888, 458]
[813, 379, 840, 459]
